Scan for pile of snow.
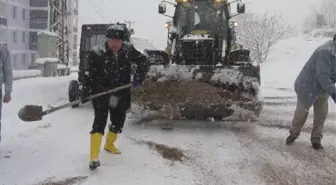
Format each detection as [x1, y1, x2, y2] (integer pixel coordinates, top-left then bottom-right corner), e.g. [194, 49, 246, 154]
[181, 34, 213, 40]
[13, 70, 41, 80]
[147, 65, 200, 82]
[37, 30, 58, 37]
[57, 64, 69, 69]
[211, 67, 260, 95]
[70, 66, 79, 72]
[35, 57, 59, 64]
[147, 65, 260, 95]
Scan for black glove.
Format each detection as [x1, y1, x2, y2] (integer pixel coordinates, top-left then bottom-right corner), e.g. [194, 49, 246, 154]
[331, 93, 336, 103]
[133, 73, 145, 88]
[80, 85, 90, 104]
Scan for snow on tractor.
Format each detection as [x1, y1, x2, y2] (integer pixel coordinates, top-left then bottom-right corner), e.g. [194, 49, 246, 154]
[68, 23, 135, 108]
[132, 0, 263, 121]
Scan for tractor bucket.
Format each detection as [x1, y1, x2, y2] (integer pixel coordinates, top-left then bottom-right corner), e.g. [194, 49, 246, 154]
[132, 62, 263, 121]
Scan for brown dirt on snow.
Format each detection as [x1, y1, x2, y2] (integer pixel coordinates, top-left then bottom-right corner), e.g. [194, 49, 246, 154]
[33, 176, 88, 185]
[131, 138, 186, 162]
[132, 79, 249, 106]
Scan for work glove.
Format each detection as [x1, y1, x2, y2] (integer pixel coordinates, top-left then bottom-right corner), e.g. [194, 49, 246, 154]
[109, 95, 119, 108]
[80, 85, 90, 104]
[133, 73, 145, 88]
[331, 93, 336, 103]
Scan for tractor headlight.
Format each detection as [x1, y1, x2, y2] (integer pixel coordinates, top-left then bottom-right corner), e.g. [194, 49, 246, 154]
[214, 0, 226, 3]
[229, 21, 238, 28]
[176, 0, 190, 3]
[165, 22, 172, 28]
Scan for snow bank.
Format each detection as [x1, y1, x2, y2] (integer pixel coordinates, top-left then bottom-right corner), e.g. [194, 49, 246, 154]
[1, 74, 77, 144]
[261, 34, 330, 93]
[70, 66, 79, 72]
[147, 65, 200, 82]
[13, 70, 41, 80]
[57, 64, 68, 69]
[35, 57, 59, 64]
[37, 30, 58, 37]
[147, 65, 260, 97]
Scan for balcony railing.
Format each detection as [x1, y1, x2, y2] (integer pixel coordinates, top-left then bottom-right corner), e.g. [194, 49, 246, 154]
[29, 21, 47, 29]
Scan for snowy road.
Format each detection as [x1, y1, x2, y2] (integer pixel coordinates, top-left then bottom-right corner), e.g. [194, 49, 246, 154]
[0, 35, 335, 185]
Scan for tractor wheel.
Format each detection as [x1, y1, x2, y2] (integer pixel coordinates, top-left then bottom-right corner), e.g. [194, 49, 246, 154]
[69, 80, 80, 108]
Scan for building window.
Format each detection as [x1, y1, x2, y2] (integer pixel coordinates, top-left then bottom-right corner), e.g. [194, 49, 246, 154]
[29, 10, 48, 29]
[22, 54, 26, 67]
[12, 55, 18, 67]
[0, 17, 7, 26]
[22, 31, 26, 43]
[0, 27, 7, 44]
[12, 6, 17, 19]
[12, 31, 17, 43]
[22, 9, 26, 20]
[31, 53, 37, 63]
[29, 31, 37, 50]
[73, 35, 77, 44]
[0, 1, 6, 18]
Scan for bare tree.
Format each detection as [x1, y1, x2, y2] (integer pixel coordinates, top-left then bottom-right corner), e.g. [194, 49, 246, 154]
[237, 13, 291, 63]
[319, 0, 336, 27]
[303, 0, 336, 31]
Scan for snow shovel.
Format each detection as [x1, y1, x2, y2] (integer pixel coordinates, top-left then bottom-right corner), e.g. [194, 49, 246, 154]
[18, 83, 132, 122]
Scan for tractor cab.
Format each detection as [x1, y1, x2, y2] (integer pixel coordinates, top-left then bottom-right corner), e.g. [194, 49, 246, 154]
[78, 23, 133, 83]
[158, 0, 246, 65]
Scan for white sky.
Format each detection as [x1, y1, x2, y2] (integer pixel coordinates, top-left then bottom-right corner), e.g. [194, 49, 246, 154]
[78, 0, 323, 49]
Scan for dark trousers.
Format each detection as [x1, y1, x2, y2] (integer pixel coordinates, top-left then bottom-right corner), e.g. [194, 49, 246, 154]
[90, 96, 126, 135]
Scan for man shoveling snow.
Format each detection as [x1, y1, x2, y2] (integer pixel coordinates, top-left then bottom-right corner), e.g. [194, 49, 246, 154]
[80, 24, 147, 170]
[286, 34, 336, 150]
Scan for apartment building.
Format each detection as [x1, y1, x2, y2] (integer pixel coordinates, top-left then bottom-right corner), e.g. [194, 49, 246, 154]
[0, 0, 79, 70]
[68, 0, 79, 65]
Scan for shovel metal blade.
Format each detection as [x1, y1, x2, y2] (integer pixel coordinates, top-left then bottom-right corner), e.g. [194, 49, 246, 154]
[18, 105, 43, 122]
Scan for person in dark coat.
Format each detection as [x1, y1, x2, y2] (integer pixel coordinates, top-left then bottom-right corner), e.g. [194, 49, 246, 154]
[81, 24, 147, 170]
[0, 44, 13, 143]
[286, 34, 336, 150]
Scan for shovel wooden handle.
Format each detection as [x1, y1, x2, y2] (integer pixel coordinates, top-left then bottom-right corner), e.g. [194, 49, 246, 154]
[41, 83, 132, 116]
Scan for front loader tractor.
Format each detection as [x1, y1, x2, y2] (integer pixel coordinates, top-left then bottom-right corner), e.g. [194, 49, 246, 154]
[133, 0, 263, 121]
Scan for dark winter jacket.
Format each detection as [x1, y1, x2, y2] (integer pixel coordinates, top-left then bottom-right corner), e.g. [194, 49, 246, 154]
[84, 41, 147, 111]
[294, 39, 336, 109]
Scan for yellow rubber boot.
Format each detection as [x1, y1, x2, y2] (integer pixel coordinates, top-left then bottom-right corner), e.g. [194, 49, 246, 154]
[104, 131, 121, 154]
[89, 133, 103, 170]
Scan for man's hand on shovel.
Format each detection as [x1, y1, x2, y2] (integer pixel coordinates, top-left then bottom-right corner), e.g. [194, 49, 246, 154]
[18, 84, 132, 122]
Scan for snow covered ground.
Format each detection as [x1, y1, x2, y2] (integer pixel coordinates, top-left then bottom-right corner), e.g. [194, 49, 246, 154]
[12, 67, 79, 81]
[0, 35, 335, 185]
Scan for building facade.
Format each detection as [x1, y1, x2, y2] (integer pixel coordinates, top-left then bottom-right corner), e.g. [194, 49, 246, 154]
[0, 0, 78, 70]
[68, 0, 79, 66]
